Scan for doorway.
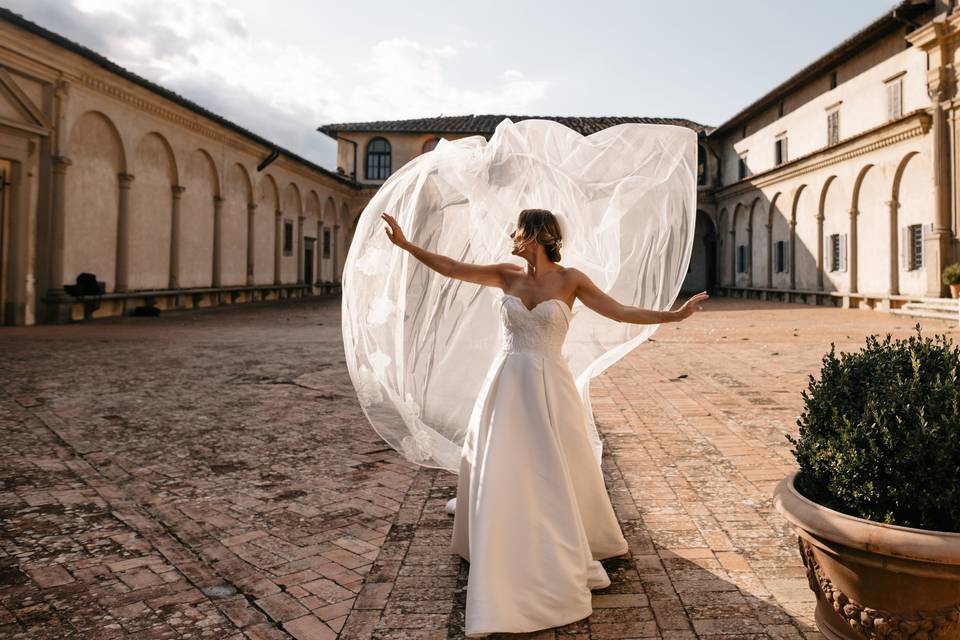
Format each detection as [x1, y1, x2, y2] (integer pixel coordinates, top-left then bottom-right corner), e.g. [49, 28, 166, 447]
[681, 210, 718, 294]
[304, 238, 315, 288]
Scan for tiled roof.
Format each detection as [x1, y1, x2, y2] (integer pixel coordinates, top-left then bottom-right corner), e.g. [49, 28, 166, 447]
[0, 7, 359, 189]
[318, 115, 712, 138]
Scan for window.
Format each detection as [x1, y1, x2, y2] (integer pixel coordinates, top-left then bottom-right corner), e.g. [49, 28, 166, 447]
[737, 153, 748, 180]
[827, 233, 847, 272]
[827, 110, 840, 146]
[774, 240, 789, 273]
[902, 224, 925, 270]
[736, 245, 748, 274]
[283, 220, 293, 255]
[774, 136, 788, 166]
[323, 227, 331, 259]
[365, 137, 391, 180]
[697, 145, 707, 185]
[886, 77, 903, 120]
[829, 70, 838, 89]
[422, 137, 440, 153]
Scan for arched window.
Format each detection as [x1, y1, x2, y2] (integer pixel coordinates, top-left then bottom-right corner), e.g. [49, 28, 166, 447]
[697, 144, 707, 185]
[365, 138, 391, 180]
[422, 137, 440, 153]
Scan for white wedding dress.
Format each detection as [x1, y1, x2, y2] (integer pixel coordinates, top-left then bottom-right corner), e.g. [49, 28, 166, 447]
[450, 291, 629, 637]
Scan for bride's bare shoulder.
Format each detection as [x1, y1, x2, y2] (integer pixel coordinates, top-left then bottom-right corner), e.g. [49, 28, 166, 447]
[563, 267, 589, 284]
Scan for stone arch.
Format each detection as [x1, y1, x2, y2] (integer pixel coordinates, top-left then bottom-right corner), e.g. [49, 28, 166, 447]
[717, 207, 729, 285]
[682, 209, 717, 293]
[767, 192, 790, 288]
[732, 202, 749, 286]
[792, 184, 816, 289]
[854, 164, 886, 294]
[305, 190, 322, 287]
[340, 201, 352, 264]
[322, 197, 337, 281]
[179, 148, 220, 288]
[254, 173, 279, 284]
[747, 196, 763, 287]
[284, 182, 303, 216]
[891, 151, 933, 296]
[63, 110, 127, 291]
[128, 131, 177, 290]
[819, 175, 847, 292]
[221, 163, 253, 286]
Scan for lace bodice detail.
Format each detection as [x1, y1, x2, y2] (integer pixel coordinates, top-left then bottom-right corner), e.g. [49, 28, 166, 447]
[499, 294, 571, 358]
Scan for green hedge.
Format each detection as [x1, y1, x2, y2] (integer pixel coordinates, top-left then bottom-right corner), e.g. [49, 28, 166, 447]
[788, 326, 960, 533]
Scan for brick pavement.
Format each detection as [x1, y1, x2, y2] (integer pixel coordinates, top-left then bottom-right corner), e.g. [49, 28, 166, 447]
[1, 297, 956, 639]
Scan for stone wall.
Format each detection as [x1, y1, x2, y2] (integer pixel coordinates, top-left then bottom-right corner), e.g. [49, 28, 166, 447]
[0, 14, 363, 325]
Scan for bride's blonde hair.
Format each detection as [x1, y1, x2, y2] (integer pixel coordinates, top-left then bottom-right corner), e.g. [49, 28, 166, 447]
[513, 208, 563, 262]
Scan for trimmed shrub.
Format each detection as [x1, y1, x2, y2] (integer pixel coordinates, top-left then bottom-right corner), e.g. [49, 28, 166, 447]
[942, 262, 960, 286]
[788, 326, 960, 532]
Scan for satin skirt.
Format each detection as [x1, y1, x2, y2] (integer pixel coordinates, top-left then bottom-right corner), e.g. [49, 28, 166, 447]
[450, 349, 629, 638]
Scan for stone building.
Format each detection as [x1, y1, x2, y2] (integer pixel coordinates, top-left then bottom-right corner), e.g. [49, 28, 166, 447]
[0, 8, 363, 325]
[4, 0, 958, 326]
[321, 0, 960, 317]
[318, 115, 714, 287]
[705, 0, 956, 313]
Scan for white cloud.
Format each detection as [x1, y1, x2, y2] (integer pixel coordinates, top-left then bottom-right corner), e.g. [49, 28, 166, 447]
[5, 0, 549, 167]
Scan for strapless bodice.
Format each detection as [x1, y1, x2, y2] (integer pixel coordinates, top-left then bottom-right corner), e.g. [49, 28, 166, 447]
[499, 293, 571, 358]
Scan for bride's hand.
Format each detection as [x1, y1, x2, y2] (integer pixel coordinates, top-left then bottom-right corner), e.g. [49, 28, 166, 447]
[677, 291, 709, 319]
[381, 212, 409, 249]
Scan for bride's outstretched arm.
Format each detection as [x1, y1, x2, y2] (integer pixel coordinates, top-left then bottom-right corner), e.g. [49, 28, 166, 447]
[381, 212, 519, 287]
[570, 268, 708, 324]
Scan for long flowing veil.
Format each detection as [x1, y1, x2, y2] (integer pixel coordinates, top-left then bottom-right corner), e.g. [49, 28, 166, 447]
[341, 118, 697, 473]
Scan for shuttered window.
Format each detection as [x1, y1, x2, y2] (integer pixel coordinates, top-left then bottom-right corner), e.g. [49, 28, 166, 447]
[887, 77, 903, 121]
[827, 110, 840, 146]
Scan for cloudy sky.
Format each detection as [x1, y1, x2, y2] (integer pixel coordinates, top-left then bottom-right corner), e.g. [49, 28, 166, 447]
[4, 0, 894, 168]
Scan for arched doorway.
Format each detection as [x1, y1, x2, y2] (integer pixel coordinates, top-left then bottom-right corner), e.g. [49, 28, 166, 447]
[681, 210, 717, 293]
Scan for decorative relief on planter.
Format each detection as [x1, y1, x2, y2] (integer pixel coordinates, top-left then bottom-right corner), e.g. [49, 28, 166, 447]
[798, 538, 960, 639]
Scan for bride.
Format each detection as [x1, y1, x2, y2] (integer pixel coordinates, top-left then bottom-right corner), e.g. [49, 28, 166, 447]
[381, 207, 708, 637]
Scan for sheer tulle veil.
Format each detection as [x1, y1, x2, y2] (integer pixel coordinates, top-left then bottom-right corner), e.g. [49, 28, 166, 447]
[341, 118, 698, 473]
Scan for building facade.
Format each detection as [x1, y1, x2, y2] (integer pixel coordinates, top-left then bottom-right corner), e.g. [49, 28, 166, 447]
[705, 0, 955, 308]
[322, 1, 960, 312]
[0, 9, 364, 325]
[4, 1, 958, 326]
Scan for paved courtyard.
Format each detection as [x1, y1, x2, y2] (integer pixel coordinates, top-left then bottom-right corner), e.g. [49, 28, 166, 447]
[0, 296, 956, 640]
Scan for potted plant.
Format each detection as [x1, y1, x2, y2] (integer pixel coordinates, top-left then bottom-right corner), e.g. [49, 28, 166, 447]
[942, 262, 960, 299]
[773, 327, 960, 640]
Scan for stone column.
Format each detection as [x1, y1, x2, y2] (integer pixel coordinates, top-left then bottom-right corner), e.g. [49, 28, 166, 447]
[316, 220, 323, 285]
[296, 215, 305, 284]
[212, 195, 223, 287]
[274, 210, 283, 285]
[848, 207, 859, 294]
[115, 172, 135, 292]
[728, 228, 735, 286]
[765, 222, 773, 288]
[169, 185, 185, 289]
[815, 213, 825, 291]
[246, 203, 257, 286]
[48, 155, 71, 296]
[927, 88, 954, 296]
[788, 219, 797, 290]
[333, 224, 340, 281]
[745, 222, 753, 288]
[887, 199, 900, 296]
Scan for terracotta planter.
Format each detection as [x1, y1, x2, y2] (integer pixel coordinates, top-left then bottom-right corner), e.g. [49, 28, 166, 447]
[773, 472, 960, 639]
[950, 283, 960, 299]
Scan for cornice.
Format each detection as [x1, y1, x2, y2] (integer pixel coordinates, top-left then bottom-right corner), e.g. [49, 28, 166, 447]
[716, 109, 931, 200]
